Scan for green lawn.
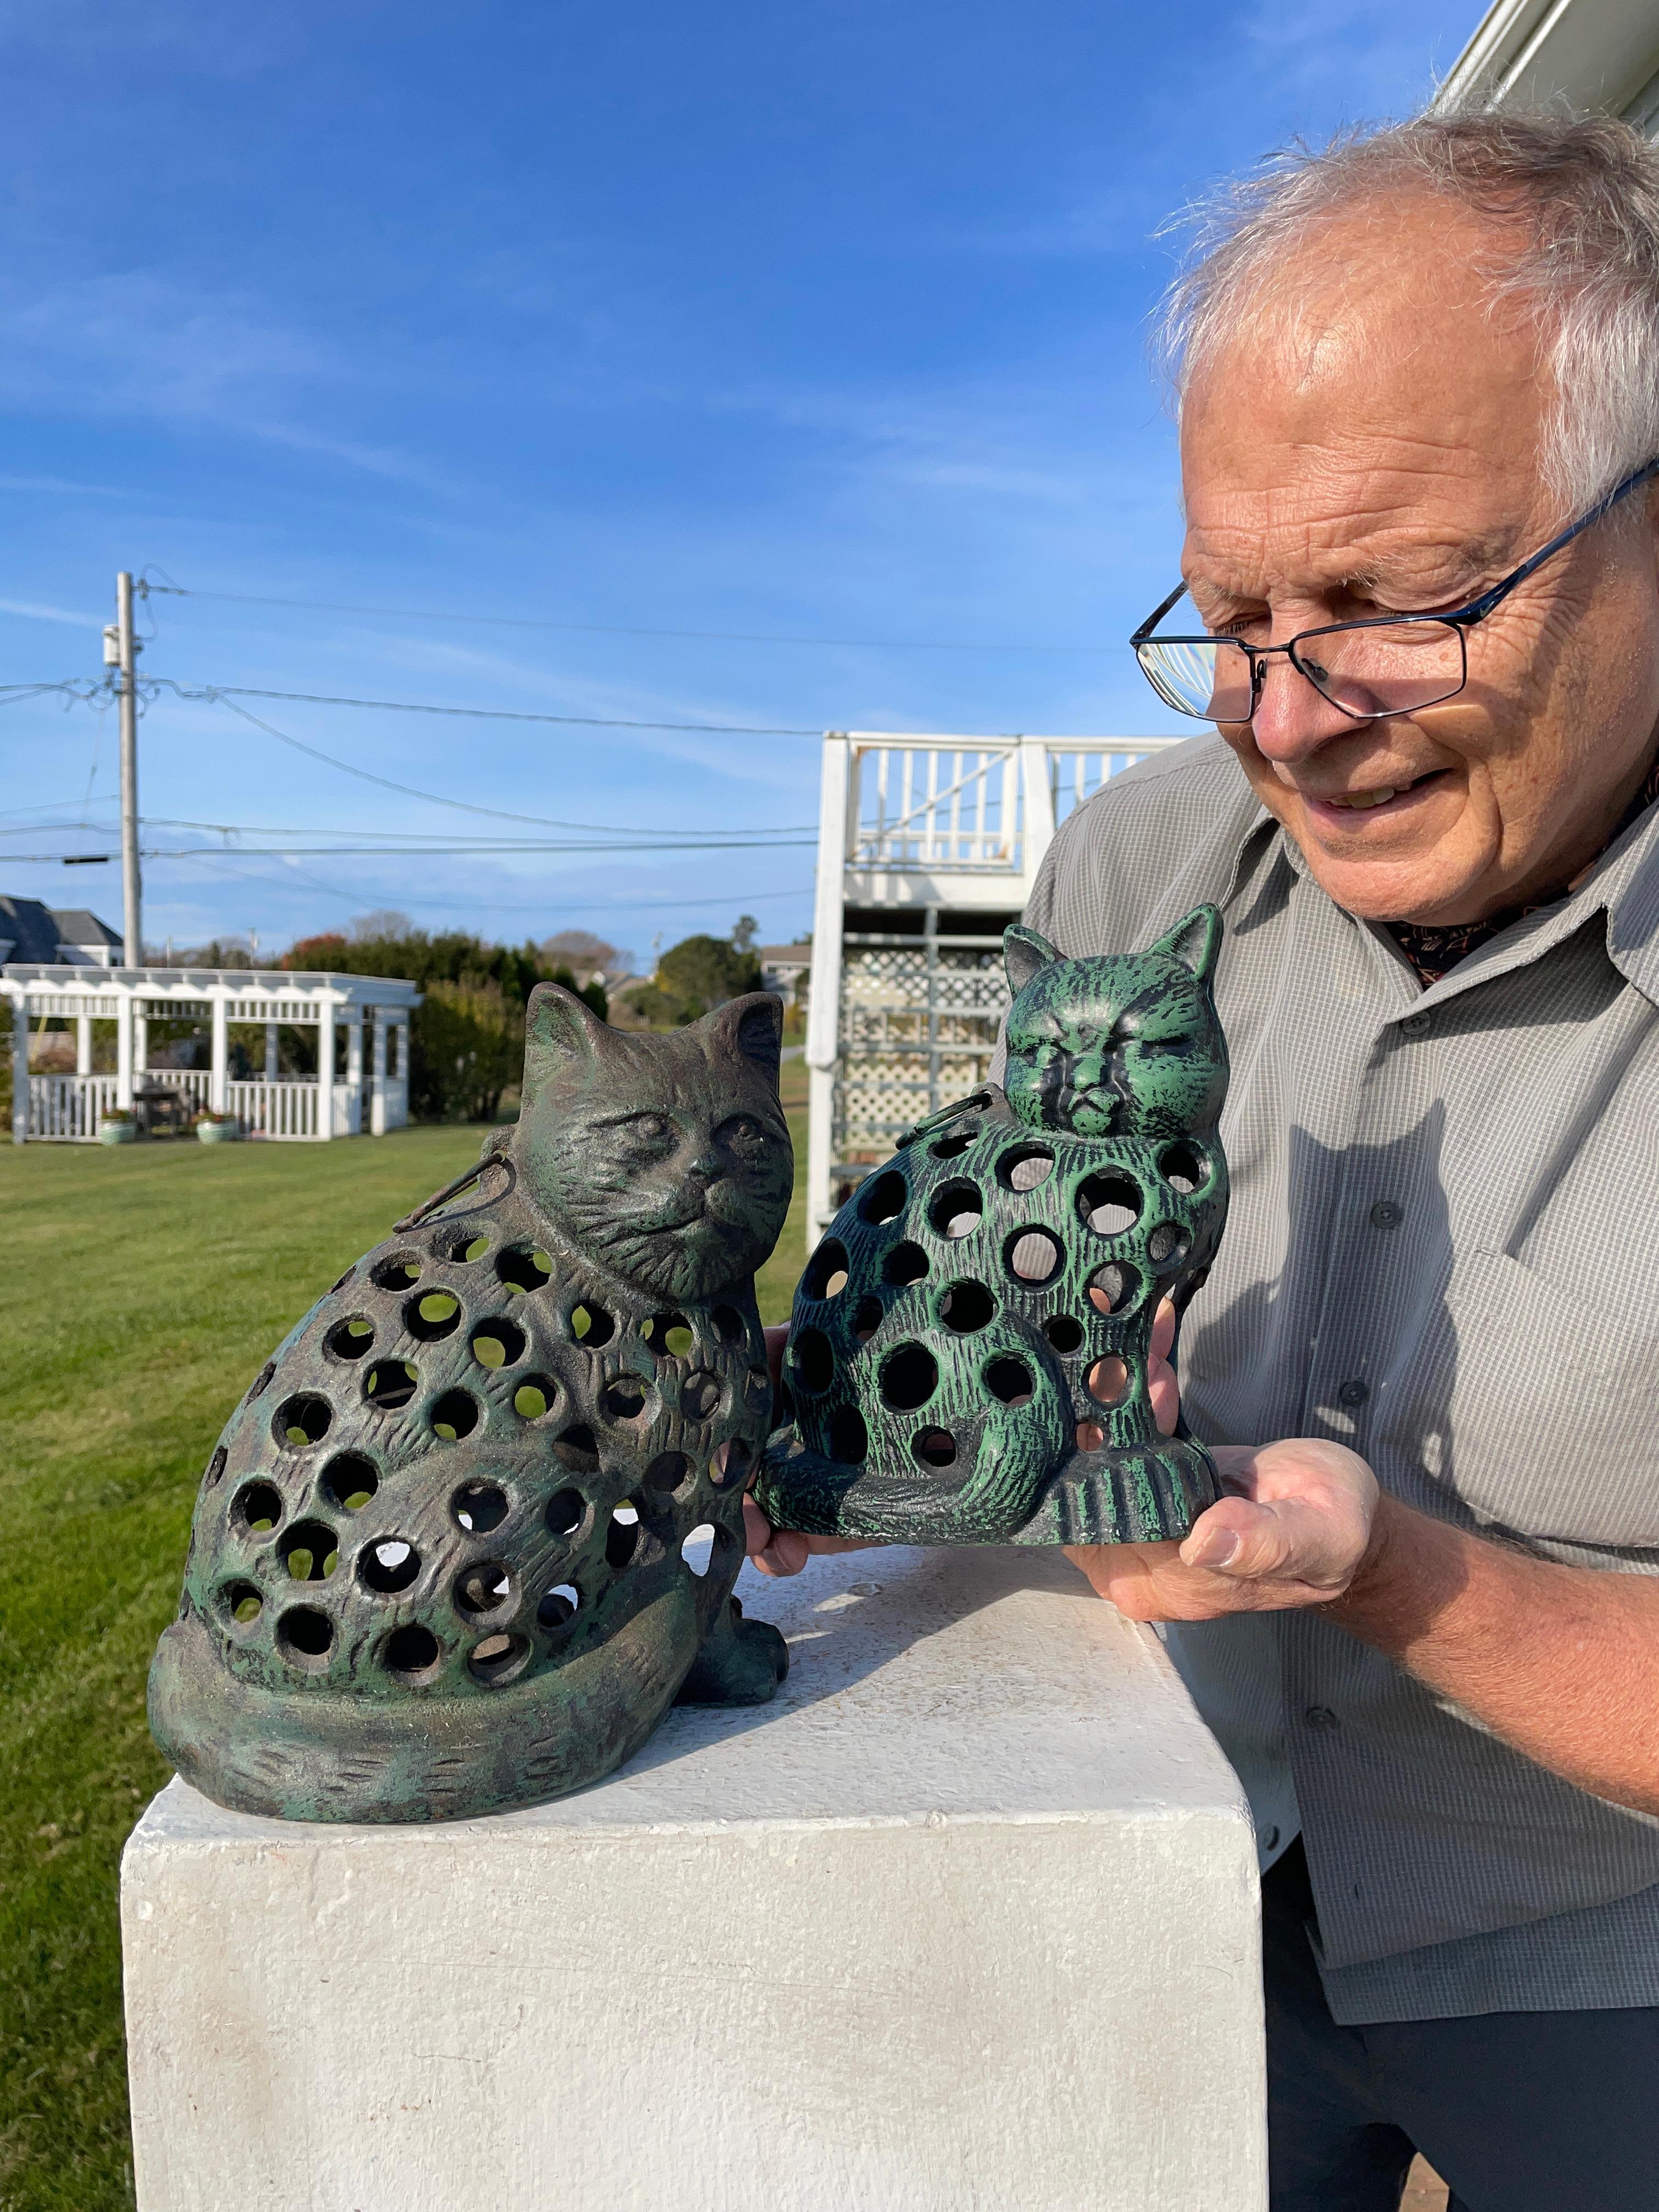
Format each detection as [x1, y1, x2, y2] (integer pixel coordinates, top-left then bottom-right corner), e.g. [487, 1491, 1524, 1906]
[0, 1066, 808, 2211]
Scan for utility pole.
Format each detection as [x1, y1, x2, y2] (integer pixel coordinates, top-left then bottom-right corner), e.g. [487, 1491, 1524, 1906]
[111, 572, 143, 966]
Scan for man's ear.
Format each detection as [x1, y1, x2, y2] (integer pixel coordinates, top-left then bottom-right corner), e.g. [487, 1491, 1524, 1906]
[702, 992, 783, 1090]
[523, 983, 606, 1080]
[1004, 924, 1059, 996]
[1147, 904, 1222, 980]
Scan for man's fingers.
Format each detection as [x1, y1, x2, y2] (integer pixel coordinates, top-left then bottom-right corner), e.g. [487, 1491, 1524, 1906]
[1149, 1298, 1177, 1363]
[1179, 1494, 1365, 1593]
[764, 1323, 788, 1400]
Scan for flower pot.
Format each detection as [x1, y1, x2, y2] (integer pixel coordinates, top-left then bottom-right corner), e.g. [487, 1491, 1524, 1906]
[195, 1119, 240, 1146]
[98, 1118, 137, 1146]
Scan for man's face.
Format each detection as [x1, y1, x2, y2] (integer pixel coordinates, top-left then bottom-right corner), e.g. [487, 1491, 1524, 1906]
[1179, 195, 1659, 926]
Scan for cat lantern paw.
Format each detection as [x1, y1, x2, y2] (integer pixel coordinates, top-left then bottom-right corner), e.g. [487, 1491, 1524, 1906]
[753, 907, 1230, 1548]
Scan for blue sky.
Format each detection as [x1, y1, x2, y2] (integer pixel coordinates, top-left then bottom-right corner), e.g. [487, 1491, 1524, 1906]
[0, 0, 1479, 964]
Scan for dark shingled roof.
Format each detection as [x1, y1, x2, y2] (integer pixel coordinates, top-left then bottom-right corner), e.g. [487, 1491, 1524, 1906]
[0, 895, 65, 963]
[50, 907, 121, 949]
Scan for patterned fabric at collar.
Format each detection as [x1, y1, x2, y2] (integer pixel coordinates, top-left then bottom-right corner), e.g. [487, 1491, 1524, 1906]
[1388, 751, 1659, 986]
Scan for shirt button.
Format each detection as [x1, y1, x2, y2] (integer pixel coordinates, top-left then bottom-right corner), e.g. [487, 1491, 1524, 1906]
[1305, 1706, 1340, 1732]
[1369, 1200, 1403, 1229]
[1400, 1012, 1431, 1036]
[1261, 1825, 1280, 1852]
[1338, 1378, 1369, 1407]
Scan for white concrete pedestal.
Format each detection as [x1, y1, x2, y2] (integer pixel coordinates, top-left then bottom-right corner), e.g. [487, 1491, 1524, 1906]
[122, 1548, 1265, 2210]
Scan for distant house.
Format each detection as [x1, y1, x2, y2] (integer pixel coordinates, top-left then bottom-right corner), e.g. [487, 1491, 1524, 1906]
[759, 944, 811, 1005]
[0, 896, 121, 968]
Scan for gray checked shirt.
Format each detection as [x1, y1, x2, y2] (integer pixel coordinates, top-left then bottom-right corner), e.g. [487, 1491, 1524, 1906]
[1019, 732, 1659, 2024]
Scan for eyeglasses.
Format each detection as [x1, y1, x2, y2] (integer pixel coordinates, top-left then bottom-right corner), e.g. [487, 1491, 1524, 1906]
[1130, 455, 1659, 725]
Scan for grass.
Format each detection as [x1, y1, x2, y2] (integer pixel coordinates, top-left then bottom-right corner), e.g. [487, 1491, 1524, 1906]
[0, 1062, 807, 2211]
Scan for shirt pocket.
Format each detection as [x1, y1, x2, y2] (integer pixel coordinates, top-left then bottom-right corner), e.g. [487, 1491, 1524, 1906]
[1431, 1248, 1659, 1550]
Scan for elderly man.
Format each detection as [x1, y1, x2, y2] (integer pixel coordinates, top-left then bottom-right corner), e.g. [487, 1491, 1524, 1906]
[749, 109, 1659, 2209]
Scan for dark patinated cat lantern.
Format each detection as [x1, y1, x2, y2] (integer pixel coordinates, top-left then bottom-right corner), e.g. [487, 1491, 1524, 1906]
[148, 985, 794, 1823]
[753, 906, 1229, 1547]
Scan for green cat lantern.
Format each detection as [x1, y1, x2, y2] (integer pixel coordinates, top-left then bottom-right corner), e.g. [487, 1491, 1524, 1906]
[753, 907, 1229, 1547]
[148, 986, 794, 1824]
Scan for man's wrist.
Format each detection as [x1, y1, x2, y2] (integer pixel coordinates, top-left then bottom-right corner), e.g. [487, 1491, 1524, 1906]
[1323, 1491, 1463, 1656]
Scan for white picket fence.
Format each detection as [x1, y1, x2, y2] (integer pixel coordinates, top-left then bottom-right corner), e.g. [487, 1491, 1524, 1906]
[228, 1080, 321, 1140]
[26, 1074, 121, 1141]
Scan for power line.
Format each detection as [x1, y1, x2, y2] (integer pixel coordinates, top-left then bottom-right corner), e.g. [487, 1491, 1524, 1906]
[139, 576, 1113, 656]
[164, 679, 822, 737]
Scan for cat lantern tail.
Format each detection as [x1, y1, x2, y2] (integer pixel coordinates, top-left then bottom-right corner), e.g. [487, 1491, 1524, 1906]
[148, 984, 794, 1825]
[753, 905, 1230, 1549]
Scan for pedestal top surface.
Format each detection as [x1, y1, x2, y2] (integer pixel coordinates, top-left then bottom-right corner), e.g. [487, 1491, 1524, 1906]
[133, 1544, 1246, 1849]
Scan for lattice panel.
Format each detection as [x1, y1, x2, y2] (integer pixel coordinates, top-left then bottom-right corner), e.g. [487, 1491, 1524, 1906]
[832, 944, 1011, 1168]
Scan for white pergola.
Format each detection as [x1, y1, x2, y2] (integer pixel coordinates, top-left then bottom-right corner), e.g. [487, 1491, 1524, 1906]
[3, 966, 421, 1144]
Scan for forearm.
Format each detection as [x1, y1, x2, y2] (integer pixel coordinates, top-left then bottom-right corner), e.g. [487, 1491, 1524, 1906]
[1330, 1494, 1659, 1818]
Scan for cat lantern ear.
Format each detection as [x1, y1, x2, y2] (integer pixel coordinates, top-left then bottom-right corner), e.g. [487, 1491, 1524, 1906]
[523, 981, 607, 1075]
[701, 991, 783, 1090]
[1147, 904, 1222, 981]
[1004, 924, 1059, 997]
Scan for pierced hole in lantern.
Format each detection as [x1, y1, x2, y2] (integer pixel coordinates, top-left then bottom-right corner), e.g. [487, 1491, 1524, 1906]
[553, 1424, 600, 1473]
[1147, 1221, 1190, 1268]
[454, 1561, 514, 1618]
[1087, 1356, 1130, 1407]
[929, 1129, 974, 1160]
[803, 1239, 850, 1301]
[1075, 1420, 1105, 1452]
[928, 1180, 983, 1240]
[538, 1582, 579, 1633]
[245, 1360, 276, 1404]
[1007, 1229, 1062, 1285]
[431, 1389, 480, 1442]
[330, 1266, 356, 1295]
[883, 1240, 929, 1287]
[545, 1486, 588, 1541]
[792, 1328, 833, 1394]
[939, 1278, 995, 1333]
[645, 1312, 695, 1357]
[857, 1170, 907, 1227]
[601, 1375, 649, 1421]
[828, 1404, 869, 1463]
[912, 1427, 957, 1468]
[324, 1317, 375, 1361]
[851, 1295, 882, 1344]
[359, 1537, 420, 1594]
[469, 1632, 529, 1686]
[471, 1318, 526, 1370]
[371, 1254, 422, 1291]
[363, 1360, 418, 1410]
[222, 1581, 262, 1626]
[405, 1290, 460, 1341]
[1088, 1261, 1141, 1316]
[435, 1226, 490, 1263]
[382, 1623, 440, 1679]
[681, 1522, 717, 1577]
[1001, 1146, 1054, 1193]
[879, 1342, 939, 1412]
[712, 1437, 751, 1485]
[644, 1452, 691, 1496]
[205, 1446, 228, 1487]
[985, 1357, 1034, 1408]
[234, 1481, 284, 1537]
[1043, 1314, 1085, 1354]
[497, 1245, 552, 1294]
[570, 1302, 616, 1346]
[274, 1393, 331, 1449]
[682, 1370, 721, 1419]
[606, 1504, 641, 1568]
[1160, 1142, 1206, 1196]
[1079, 1173, 1142, 1235]
[712, 1304, 745, 1344]
[452, 1479, 508, 1533]
[278, 1607, 333, 1664]
[281, 1520, 340, 1583]
[513, 1375, 557, 1420]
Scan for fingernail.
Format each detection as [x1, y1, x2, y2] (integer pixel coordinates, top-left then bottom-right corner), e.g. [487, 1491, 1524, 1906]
[1188, 1529, 1238, 1570]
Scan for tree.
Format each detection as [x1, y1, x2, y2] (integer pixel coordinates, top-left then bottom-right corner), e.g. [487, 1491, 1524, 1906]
[731, 914, 759, 955]
[630, 930, 763, 1027]
[539, 928, 630, 979]
[351, 909, 414, 941]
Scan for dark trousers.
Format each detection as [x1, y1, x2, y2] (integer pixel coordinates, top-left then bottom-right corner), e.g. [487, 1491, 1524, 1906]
[1264, 1839, 1659, 2211]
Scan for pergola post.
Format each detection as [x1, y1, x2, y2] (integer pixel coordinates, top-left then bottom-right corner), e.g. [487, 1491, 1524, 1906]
[370, 1014, 387, 1137]
[209, 992, 229, 1115]
[10, 996, 27, 1145]
[133, 1008, 149, 1081]
[316, 1000, 335, 1142]
[116, 996, 135, 1110]
[76, 1016, 93, 1076]
[345, 1016, 363, 1136]
[264, 1025, 279, 1080]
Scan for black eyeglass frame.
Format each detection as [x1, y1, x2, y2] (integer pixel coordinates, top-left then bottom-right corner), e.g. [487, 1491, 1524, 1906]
[1130, 455, 1659, 725]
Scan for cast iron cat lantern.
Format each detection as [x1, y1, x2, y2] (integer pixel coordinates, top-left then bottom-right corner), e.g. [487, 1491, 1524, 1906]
[148, 985, 794, 1824]
[752, 907, 1229, 1547]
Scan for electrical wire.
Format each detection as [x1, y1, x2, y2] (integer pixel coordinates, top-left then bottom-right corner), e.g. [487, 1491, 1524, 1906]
[160, 679, 821, 737]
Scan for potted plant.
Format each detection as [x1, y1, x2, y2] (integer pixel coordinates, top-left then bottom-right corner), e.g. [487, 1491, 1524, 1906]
[98, 1108, 137, 1146]
[193, 1110, 241, 1146]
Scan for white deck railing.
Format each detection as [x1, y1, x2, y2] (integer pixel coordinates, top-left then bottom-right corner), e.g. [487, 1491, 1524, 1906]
[228, 1080, 321, 1140]
[27, 1074, 120, 1140]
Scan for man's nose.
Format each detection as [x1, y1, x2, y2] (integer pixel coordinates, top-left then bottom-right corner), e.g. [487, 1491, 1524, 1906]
[1245, 652, 1361, 764]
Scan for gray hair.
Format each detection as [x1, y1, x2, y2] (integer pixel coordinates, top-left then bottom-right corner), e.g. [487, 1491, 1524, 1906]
[1160, 109, 1659, 517]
